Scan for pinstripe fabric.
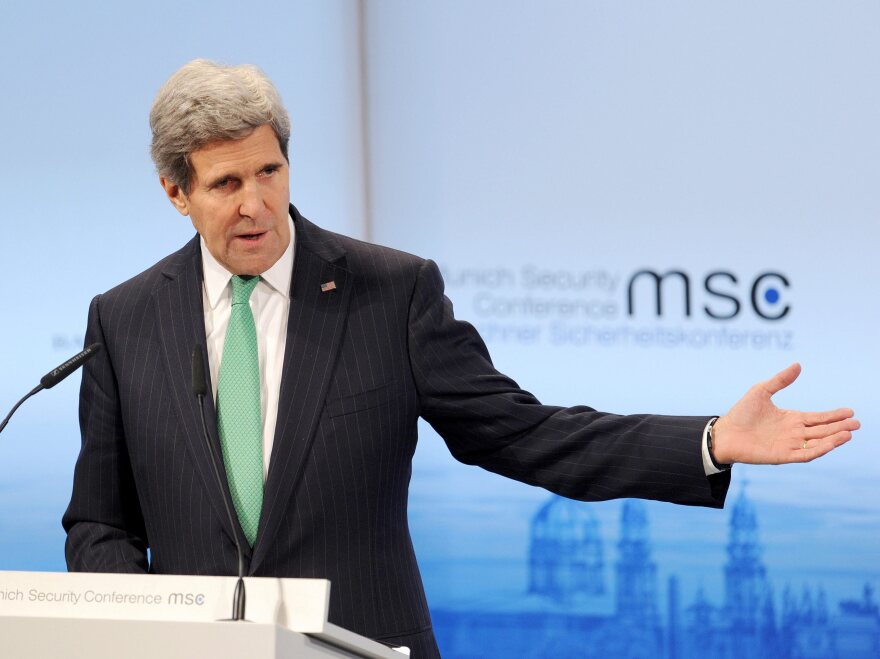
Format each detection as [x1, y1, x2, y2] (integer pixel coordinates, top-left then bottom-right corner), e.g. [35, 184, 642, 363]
[64, 206, 730, 657]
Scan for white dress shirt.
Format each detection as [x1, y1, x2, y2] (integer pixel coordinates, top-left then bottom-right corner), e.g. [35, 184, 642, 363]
[702, 419, 724, 475]
[200, 214, 295, 479]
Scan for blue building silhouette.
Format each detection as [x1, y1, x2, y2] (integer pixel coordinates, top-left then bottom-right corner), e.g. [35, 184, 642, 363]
[680, 487, 777, 659]
[529, 496, 605, 602]
[432, 488, 880, 658]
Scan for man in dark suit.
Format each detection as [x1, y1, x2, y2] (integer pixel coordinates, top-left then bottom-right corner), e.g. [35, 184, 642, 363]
[63, 60, 859, 657]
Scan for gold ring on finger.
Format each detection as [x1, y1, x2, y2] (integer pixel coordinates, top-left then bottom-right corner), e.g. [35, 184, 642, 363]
[803, 439, 808, 450]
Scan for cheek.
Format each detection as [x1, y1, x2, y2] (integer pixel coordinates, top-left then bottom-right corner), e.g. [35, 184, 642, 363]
[193, 223, 233, 257]
[270, 181, 290, 211]
[192, 205, 235, 241]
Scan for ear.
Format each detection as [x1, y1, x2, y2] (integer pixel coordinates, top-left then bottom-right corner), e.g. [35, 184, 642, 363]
[159, 176, 191, 216]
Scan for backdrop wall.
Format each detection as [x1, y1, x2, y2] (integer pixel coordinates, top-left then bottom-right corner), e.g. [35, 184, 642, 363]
[362, 5, 879, 656]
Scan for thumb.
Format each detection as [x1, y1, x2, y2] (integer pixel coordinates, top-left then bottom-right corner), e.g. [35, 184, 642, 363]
[763, 362, 801, 396]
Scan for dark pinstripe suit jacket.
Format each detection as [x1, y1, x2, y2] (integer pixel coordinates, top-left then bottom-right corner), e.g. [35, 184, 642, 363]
[63, 206, 730, 656]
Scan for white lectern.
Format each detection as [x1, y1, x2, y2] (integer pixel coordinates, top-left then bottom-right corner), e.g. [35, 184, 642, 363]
[0, 571, 408, 659]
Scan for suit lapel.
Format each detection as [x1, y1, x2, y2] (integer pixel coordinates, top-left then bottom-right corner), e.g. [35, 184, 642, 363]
[250, 212, 352, 573]
[153, 237, 253, 560]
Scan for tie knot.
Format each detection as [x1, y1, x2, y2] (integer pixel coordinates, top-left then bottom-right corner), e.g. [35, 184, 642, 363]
[231, 275, 260, 305]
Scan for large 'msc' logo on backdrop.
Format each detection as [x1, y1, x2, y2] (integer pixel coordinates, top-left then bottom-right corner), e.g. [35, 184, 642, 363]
[626, 270, 790, 320]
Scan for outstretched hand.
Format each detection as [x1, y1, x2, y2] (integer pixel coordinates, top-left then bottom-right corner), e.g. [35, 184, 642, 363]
[711, 363, 859, 465]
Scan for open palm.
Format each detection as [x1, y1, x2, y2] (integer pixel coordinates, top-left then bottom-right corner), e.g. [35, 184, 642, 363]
[712, 363, 859, 465]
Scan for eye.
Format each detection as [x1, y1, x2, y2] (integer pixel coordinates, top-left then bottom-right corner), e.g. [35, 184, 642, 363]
[260, 165, 280, 177]
[213, 177, 230, 189]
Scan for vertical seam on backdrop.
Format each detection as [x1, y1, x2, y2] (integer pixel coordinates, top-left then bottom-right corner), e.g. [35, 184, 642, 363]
[357, 0, 374, 243]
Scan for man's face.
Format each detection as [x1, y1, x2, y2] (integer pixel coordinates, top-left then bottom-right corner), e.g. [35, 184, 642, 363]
[160, 124, 291, 275]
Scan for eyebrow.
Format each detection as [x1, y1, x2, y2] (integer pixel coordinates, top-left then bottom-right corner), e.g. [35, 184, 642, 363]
[205, 173, 236, 188]
[204, 161, 286, 189]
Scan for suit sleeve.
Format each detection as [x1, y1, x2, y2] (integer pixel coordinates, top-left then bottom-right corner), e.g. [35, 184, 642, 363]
[408, 259, 730, 508]
[62, 294, 149, 573]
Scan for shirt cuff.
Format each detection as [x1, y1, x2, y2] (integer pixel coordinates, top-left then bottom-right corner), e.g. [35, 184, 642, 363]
[702, 417, 724, 476]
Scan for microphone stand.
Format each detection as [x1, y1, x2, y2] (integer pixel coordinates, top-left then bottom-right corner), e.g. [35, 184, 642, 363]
[192, 346, 248, 621]
[0, 385, 42, 435]
[1, 343, 103, 435]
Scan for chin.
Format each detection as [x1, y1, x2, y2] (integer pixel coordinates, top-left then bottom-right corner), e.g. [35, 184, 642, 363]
[227, 241, 285, 275]
[238, 265, 269, 276]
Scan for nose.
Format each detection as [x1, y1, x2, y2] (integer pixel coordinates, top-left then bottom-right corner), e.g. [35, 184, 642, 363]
[238, 179, 263, 218]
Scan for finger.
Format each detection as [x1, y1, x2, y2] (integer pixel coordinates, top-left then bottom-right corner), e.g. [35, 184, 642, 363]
[800, 408, 856, 426]
[803, 418, 860, 440]
[764, 362, 801, 396]
[796, 430, 854, 463]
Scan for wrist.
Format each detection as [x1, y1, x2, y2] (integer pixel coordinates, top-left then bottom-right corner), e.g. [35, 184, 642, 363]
[708, 416, 733, 469]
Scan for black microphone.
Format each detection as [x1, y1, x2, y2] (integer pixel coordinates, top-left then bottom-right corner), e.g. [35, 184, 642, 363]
[191, 345, 247, 622]
[191, 346, 209, 397]
[1, 343, 103, 435]
[40, 343, 103, 389]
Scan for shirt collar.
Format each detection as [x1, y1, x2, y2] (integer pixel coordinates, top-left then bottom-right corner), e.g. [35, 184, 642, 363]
[200, 213, 295, 310]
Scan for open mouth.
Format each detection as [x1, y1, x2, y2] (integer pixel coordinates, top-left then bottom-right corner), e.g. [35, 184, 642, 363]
[235, 231, 267, 243]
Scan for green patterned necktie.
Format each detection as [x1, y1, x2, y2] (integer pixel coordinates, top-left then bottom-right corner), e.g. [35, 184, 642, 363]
[217, 275, 263, 546]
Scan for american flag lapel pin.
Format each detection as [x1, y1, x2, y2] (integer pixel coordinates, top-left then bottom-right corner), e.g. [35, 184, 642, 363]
[320, 280, 337, 293]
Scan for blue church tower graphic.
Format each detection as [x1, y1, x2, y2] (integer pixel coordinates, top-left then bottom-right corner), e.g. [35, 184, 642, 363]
[431, 488, 880, 658]
[528, 496, 605, 602]
[726, 485, 775, 657]
[603, 499, 665, 657]
[680, 486, 778, 659]
[724, 485, 769, 626]
[615, 499, 658, 623]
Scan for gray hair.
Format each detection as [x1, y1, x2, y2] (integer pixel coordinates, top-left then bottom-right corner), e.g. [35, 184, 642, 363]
[149, 59, 291, 192]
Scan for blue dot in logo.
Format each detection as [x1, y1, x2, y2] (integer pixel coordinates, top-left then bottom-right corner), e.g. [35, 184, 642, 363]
[764, 288, 780, 304]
